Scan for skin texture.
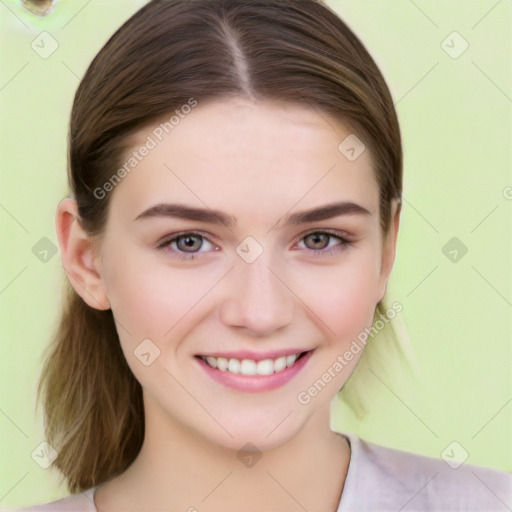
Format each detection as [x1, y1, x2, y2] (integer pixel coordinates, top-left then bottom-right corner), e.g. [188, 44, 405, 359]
[56, 98, 400, 511]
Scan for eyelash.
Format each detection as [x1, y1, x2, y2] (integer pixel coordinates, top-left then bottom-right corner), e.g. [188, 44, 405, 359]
[156, 230, 354, 261]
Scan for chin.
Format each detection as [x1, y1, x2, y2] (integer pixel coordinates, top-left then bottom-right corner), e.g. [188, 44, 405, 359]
[205, 422, 300, 454]
[195, 399, 320, 453]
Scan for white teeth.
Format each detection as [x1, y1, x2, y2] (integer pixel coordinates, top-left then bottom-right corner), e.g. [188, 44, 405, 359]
[240, 359, 257, 375]
[228, 358, 240, 373]
[216, 357, 228, 371]
[206, 356, 217, 369]
[274, 356, 287, 372]
[286, 354, 298, 367]
[201, 352, 304, 375]
[257, 359, 274, 376]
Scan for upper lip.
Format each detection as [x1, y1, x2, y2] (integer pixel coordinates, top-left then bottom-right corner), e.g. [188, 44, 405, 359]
[196, 349, 312, 361]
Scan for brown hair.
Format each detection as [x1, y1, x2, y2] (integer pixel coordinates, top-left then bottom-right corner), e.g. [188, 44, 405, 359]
[37, 0, 402, 493]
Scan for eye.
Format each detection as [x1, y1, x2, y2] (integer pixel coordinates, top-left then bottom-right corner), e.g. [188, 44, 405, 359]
[296, 231, 353, 257]
[156, 230, 353, 261]
[156, 231, 217, 260]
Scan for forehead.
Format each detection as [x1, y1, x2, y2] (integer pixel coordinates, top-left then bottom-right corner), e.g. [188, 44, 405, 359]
[110, 98, 378, 222]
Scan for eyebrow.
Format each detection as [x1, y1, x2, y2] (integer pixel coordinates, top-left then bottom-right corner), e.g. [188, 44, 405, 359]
[133, 201, 372, 229]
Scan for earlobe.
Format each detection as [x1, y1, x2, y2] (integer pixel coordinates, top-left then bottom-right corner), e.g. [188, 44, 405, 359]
[55, 198, 111, 310]
[376, 198, 401, 303]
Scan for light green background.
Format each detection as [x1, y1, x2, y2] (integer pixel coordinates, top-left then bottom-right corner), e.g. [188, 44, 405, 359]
[1, 0, 511, 508]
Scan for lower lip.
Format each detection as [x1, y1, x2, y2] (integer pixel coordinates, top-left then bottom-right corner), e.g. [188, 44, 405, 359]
[195, 351, 313, 393]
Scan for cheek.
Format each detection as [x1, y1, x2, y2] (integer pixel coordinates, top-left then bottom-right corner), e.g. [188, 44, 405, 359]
[101, 248, 176, 338]
[101, 248, 220, 346]
[291, 252, 381, 339]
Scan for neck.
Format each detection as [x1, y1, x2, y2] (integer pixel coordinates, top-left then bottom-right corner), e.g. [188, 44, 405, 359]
[95, 398, 351, 512]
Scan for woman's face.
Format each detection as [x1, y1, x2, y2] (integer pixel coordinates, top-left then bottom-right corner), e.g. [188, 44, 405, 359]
[88, 98, 398, 450]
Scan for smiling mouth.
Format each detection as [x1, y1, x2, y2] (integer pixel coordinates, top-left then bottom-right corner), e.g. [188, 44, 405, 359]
[196, 351, 310, 376]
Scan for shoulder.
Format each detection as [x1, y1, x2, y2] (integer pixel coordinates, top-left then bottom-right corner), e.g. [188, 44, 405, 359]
[339, 433, 512, 511]
[2, 487, 97, 512]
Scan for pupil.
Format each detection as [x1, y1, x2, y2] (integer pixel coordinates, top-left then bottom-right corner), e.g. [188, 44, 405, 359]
[309, 233, 328, 249]
[179, 235, 201, 252]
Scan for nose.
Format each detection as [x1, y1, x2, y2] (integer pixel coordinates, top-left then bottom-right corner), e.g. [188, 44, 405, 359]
[219, 253, 294, 337]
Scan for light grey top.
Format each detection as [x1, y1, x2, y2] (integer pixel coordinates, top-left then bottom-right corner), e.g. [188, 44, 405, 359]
[6, 433, 511, 511]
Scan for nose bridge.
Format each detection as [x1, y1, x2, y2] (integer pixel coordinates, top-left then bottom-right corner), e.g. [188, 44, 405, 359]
[219, 247, 293, 335]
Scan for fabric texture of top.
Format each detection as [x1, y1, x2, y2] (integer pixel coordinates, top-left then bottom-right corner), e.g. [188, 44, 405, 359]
[5, 433, 511, 511]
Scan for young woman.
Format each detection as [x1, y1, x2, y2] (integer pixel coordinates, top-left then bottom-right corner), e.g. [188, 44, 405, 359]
[8, 0, 511, 511]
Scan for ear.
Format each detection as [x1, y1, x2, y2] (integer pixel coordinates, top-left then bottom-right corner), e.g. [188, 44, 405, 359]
[376, 198, 401, 303]
[55, 198, 110, 310]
